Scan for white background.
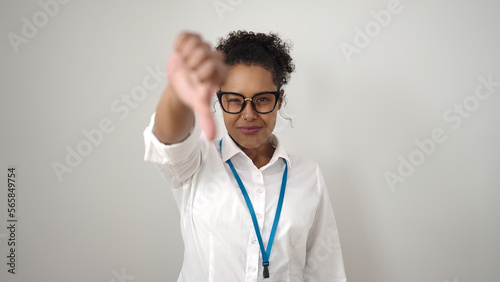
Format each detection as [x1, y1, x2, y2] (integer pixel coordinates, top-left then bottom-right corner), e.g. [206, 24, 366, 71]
[1, 0, 499, 281]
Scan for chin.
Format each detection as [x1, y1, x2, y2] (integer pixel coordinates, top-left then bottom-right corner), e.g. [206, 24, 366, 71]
[231, 130, 271, 149]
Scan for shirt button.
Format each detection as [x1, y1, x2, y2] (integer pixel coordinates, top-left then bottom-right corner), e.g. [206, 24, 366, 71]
[249, 266, 256, 272]
[257, 213, 263, 219]
[257, 188, 263, 193]
[251, 239, 257, 245]
[255, 173, 261, 179]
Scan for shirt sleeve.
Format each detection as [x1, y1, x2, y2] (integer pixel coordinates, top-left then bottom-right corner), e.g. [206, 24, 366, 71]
[143, 112, 204, 184]
[303, 167, 347, 281]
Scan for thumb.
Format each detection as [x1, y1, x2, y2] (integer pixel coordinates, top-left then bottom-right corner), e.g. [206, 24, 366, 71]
[196, 104, 216, 141]
[196, 82, 220, 141]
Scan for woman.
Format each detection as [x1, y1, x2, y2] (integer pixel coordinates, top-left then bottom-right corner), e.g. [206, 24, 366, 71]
[144, 30, 346, 281]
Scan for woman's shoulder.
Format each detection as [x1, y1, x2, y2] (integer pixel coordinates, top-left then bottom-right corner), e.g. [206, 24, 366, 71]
[287, 152, 322, 173]
[285, 152, 328, 197]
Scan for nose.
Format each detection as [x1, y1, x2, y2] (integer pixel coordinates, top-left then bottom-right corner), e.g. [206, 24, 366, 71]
[240, 98, 257, 120]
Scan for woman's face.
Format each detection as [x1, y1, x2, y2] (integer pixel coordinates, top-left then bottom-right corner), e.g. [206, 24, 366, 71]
[219, 64, 282, 151]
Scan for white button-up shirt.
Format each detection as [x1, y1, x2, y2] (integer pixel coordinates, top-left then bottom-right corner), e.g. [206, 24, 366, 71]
[143, 114, 346, 282]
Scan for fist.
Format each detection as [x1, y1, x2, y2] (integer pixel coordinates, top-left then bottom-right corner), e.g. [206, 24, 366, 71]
[167, 32, 227, 140]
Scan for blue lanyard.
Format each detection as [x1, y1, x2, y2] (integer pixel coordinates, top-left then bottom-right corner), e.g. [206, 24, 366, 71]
[220, 140, 288, 279]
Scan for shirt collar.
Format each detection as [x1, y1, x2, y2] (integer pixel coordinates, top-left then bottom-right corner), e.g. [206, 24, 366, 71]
[218, 131, 291, 169]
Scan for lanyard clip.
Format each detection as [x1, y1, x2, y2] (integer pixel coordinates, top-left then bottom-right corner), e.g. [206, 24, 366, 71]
[263, 262, 269, 278]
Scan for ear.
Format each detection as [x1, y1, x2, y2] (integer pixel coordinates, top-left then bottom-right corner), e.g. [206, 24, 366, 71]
[278, 89, 285, 110]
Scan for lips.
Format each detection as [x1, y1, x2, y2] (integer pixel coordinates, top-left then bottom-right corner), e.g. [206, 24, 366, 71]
[238, 126, 261, 135]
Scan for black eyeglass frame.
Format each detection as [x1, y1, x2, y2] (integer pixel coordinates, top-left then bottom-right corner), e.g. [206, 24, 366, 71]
[216, 90, 282, 114]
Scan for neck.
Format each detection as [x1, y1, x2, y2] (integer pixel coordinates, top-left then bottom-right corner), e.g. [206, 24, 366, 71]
[239, 139, 275, 169]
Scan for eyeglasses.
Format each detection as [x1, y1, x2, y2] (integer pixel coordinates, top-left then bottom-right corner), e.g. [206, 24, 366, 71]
[216, 90, 281, 114]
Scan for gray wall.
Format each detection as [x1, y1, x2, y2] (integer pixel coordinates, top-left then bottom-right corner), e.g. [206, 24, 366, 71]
[1, 0, 499, 281]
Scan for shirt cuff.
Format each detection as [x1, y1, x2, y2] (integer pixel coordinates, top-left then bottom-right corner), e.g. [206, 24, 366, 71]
[143, 112, 201, 165]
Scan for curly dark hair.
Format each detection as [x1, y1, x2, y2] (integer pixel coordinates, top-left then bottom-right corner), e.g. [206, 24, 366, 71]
[215, 30, 295, 88]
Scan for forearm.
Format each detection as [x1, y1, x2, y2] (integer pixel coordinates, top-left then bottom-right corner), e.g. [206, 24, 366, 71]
[154, 83, 195, 144]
